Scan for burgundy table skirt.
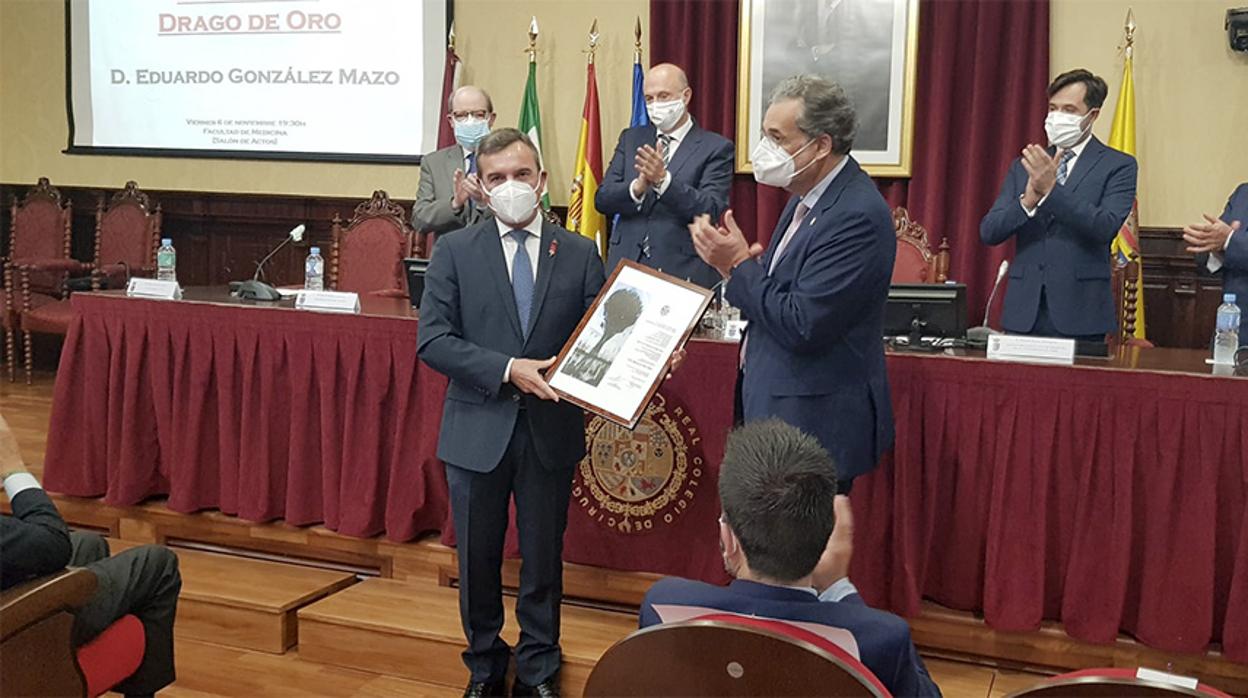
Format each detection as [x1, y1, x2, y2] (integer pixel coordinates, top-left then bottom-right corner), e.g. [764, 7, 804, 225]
[42, 293, 1247, 662]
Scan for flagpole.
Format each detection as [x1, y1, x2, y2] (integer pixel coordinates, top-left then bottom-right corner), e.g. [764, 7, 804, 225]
[634, 16, 643, 64]
[527, 16, 538, 64]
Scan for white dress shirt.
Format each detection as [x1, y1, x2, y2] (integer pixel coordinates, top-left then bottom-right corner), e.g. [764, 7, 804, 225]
[1207, 229, 1237, 273]
[631, 116, 696, 203]
[497, 212, 543, 383]
[1020, 136, 1092, 217]
[3, 472, 41, 501]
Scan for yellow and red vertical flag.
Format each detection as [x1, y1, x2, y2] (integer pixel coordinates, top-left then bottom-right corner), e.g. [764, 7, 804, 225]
[568, 20, 606, 256]
[1108, 10, 1145, 340]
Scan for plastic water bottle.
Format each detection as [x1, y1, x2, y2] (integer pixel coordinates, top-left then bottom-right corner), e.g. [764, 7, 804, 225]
[304, 246, 324, 291]
[156, 238, 176, 282]
[1212, 293, 1241, 365]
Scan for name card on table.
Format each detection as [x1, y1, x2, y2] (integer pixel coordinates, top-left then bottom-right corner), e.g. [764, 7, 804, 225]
[126, 278, 182, 300]
[1134, 669, 1199, 691]
[295, 290, 361, 314]
[986, 334, 1075, 366]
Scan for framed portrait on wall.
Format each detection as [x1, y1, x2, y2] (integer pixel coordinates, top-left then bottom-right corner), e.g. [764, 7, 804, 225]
[736, 0, 919, 177]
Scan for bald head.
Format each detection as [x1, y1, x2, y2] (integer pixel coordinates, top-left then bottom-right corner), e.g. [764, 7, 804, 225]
[447, 85, 494, 117]
[643, 63, 692, 132]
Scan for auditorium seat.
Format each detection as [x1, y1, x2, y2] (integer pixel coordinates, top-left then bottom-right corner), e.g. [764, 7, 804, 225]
[584, 613, 891, 697]
[329, 190, 415, 298]
[891, 206, 950, 284]
[1007, 667, 1233, 697]
[1112, 254, 1154, 347]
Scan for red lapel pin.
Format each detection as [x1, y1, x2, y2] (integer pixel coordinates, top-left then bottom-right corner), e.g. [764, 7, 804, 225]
[548, 239, 558, 257]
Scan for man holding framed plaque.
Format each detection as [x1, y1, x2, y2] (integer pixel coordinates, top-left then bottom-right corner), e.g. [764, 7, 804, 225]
[689, 75, 896, 493]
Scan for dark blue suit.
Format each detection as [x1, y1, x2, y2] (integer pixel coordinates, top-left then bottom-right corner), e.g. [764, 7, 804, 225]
[1214, 184, 1248, 346]
[417, 218, 605, 685]
[641, 578, 941, 697]
[596, 122, 734, 289]
[727, 157, 896, 481]
[980, 137, 1138, 337]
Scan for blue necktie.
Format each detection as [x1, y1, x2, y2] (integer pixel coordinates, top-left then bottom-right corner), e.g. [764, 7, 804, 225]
[466, 153, 477, 175]
[509, 229, 534, 338]
[1056, 150, 1075, 186]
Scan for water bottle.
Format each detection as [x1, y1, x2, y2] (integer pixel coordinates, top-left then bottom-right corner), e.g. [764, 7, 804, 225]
[1212, 293, 1241, 365]
[156, 238, 176, 282]
[304, 246, 325, 291]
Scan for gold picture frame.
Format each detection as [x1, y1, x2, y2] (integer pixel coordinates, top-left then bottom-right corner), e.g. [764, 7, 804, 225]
[736, 0, 920, 177]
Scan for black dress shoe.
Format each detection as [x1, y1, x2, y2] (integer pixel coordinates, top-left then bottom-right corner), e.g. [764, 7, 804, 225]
[512, 678, 560, 698]
[462, 679, 507, 698]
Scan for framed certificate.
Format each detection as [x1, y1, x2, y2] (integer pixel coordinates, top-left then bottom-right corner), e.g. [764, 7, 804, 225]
[548, 261, 714, 429]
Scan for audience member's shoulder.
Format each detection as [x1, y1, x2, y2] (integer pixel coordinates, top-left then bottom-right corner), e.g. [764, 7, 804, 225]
[643, 576, 720, 605]
[1232, 182, 1248, 204]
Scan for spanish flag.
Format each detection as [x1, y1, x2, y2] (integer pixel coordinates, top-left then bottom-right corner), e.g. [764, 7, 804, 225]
[1107, 47, 1146, 340]
[568, 61, 606, 256]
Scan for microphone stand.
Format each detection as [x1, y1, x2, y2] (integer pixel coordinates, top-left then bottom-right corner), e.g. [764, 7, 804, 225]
[231, 233, 296, 301]
[966, 269, 1007, 345]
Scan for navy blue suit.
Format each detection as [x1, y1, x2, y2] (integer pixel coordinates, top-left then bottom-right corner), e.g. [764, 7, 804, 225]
[980, 137, 1138, 337]
[727, 157, 896, 481]
[641, 578, 941, 697]
[1214, 184, 1248, 346]
[417, 218, 605, 685]
[596, 122, 734, 289]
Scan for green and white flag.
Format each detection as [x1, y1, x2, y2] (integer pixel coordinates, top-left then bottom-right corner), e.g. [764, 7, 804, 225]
[518, 61, 550, 208]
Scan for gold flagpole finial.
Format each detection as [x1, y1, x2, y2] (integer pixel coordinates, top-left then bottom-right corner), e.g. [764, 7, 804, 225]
[448, 20, 456, 51]
[586, 19, 599, 65]
[634, 16, 643, 63]
[527, 16, 539, 63]
[1123, 9, 1136, 58]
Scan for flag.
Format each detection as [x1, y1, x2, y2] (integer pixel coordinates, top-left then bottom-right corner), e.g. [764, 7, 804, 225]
[518, 61, 551, 209]
[568, 62, 606, 255]
[609, 35, 649, 238]
[1107, 49, 1146, 340]
[435, 39, 462, 149]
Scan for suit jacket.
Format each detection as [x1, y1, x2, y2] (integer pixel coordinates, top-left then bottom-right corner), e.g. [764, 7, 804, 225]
[640, 578, 941, 697]
[417, 218, 606, 472]
[727, 157, 896, 480]
[979, 137, 1138, 336]
[411, 144, 493, 234]
[1215, 183, 1248, 345]
[596, 123, 734, 289]
[1, 487, 73, 590]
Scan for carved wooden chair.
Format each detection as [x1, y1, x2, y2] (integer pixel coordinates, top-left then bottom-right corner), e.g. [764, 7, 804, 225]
[329, 190, 416, 298]
[1007, 668, 1232, 697]
[3, 178, 78, 382]
[1111, 254, 1153, 348]
[891, 206, 950, 284]
[19, 181, 161, 383]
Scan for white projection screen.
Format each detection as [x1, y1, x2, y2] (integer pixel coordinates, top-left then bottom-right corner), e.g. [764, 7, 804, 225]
[67, 0, 449, 162]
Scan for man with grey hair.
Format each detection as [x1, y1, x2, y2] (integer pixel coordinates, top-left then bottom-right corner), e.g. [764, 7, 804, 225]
[689, 74, 896, 492]
[412, 85, 497, 234]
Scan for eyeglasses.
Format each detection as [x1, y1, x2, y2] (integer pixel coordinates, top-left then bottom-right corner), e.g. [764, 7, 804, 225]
[451, 110, 490, 122]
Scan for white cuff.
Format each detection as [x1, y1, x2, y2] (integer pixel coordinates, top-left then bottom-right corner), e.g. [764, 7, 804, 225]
[503, 358, 514, 385]
[1225, 228, 1236, 251]
[1208, 252, 1224, 274]
[1019, 192, 1049, 218]
[4, 472, 42, 501]
[629, 179, 646, 205]
[655, 171, 673, 197]
[817, 577, 858, 603]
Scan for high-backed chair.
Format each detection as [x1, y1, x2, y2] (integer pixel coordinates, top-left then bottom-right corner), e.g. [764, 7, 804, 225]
[584, 615, 891, 697]
[1111, 253, 1153, 348]
[18, 181, 161, 383]
[328, 190, 415, 297]
[891, 206, 950, 284]
[3, 177, 77, 382]
[1007, 668, 1233, 698]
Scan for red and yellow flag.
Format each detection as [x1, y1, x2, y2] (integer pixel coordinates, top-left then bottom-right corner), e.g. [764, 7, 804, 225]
[568, 61, 606, 256]
[1108, 36, 1145, 340]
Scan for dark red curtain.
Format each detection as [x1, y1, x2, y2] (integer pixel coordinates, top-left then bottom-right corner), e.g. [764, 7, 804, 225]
[650, 0, 1050, 320]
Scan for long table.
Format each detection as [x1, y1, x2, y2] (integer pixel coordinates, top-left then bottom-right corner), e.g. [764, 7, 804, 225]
[42, 289, 1247, 662]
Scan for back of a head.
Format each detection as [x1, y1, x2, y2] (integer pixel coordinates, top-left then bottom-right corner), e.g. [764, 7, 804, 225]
[718, 420, 838, 582]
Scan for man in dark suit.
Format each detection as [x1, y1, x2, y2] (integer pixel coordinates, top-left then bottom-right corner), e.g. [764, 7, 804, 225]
[412, 85, 496, 234]
[689, 74, 895, 493]
[596, 63, 733, 288]
[640, 420, 940, 697]
[418, 128, 606, 698]
[0, 415, 181, 697]
[1185, 183, 1247, 346]
[980, 69, 1138, 341]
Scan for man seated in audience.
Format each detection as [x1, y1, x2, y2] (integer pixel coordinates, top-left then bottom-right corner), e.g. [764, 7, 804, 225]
[640, 420, 940, 697]
[0, 414, 181, 698]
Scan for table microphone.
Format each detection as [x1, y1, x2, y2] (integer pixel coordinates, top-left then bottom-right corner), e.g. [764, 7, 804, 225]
[231, 224, 306, 301]
[966, 260, 1009, 345]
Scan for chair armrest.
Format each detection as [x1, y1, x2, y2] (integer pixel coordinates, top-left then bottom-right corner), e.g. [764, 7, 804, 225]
[0, 568, 97, 641]
[369, 288, 409, 299]
[12, 259, 92, 274]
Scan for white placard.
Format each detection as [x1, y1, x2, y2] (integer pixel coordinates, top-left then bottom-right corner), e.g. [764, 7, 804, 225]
[986, 334, 1076, 366]
[126, 278, 182, 300]
[295, 289, 360, 314]
[724, 320, 748, 342]
[1135, 668, 1199, 691]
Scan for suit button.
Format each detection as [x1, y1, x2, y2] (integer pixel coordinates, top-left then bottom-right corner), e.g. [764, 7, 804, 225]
[511, 394, 521, 403]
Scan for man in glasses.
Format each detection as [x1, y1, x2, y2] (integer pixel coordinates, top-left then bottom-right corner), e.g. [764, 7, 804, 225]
[413, 85, 497, 235]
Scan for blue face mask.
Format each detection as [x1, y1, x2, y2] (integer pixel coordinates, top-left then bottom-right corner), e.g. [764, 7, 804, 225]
[454, 118, 490, 152]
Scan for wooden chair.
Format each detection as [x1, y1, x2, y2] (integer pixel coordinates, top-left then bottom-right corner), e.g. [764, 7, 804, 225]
[1007, 668, 1233, 697]
[18, 181, 161, 383]
[3, 177, 77, 382]
[0, 568, 95, 697]
[584, 615, 891, 697]
[329, 190, 415, 298]
[891, 206, 950, 284]
[1111, 253, 1154, 348]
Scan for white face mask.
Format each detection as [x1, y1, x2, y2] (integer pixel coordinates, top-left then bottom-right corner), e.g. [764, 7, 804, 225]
[647, 98, 686, 133]
[1044, 111, 1091, 149]
[751, 136, 820, 189]
[486, 179, 540, 226]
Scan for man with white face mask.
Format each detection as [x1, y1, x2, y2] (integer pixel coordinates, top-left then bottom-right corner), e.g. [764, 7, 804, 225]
[980, 69, 1138, 341]
[412, 85, 497, 235]
[596, 63, 734, 288]
[688, 75, 896, 493]
[418, 128, 605, 698]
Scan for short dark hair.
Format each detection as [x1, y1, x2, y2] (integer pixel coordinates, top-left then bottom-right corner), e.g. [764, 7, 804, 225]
[1047, 69, 1108, 110]
[476, 127, 541, 168]
[718, 420, 837, 582]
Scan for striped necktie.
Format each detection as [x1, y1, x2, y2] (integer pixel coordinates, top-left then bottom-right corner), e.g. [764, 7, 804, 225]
[1056, 150, 1075, 186]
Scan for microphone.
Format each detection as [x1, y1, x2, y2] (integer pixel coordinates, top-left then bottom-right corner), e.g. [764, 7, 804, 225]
[231, 224, 305, 301]
[966, 260, 1009, 345]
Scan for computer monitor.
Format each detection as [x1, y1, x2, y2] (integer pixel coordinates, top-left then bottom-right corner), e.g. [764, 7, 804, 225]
[884, 283, 968, 342]
[404, 257, 431, 309]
